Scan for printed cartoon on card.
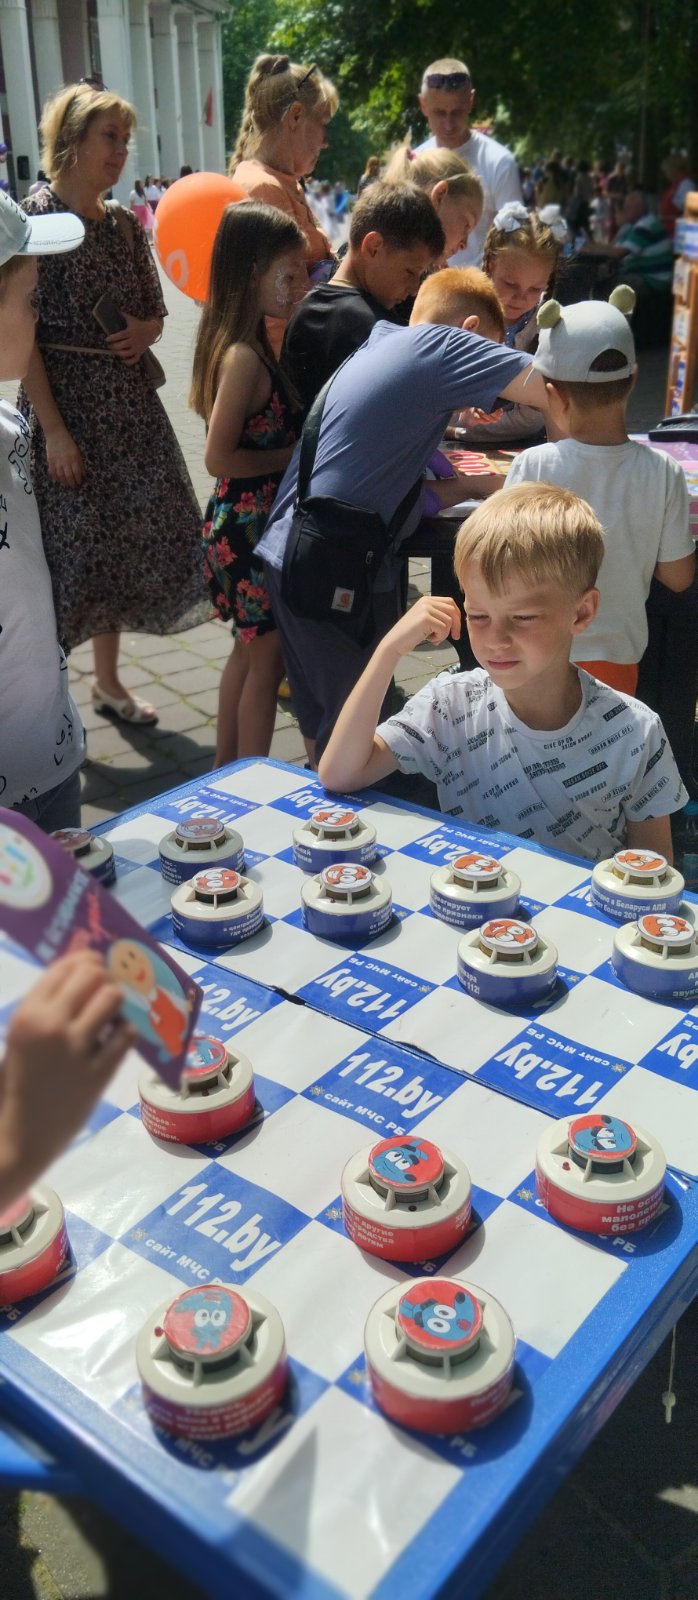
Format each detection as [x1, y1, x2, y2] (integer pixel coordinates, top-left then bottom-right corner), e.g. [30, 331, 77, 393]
[0, 810, 201, 1085]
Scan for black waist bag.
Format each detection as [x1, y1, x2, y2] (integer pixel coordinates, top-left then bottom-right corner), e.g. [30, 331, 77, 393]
[280, 371, 420, 647]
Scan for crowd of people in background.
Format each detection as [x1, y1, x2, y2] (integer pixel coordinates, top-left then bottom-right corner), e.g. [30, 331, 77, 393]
[0, 56, 695, 1192]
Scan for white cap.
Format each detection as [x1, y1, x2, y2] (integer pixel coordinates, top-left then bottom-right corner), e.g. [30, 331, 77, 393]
[532, 285, 637, 383]
[0, 191, 84, 268]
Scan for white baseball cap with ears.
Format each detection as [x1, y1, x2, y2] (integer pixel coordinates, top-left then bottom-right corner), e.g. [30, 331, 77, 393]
[0, 190, 84, 268]
[531, 285, 637, 382]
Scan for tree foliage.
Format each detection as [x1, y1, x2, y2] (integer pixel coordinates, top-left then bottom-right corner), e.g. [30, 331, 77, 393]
[221, 1, 698, 185]
[273, 0, 698, 182]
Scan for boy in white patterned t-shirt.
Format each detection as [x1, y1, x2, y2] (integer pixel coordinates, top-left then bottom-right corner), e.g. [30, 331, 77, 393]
[318, 482, 687, 863]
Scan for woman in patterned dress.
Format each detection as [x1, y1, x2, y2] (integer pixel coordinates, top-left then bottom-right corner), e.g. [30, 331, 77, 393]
[191, 202, 307, 764]
[19, 83, 205, 725]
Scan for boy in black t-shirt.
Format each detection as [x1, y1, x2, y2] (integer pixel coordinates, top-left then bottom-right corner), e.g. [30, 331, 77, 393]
[283, 182, 446, 415]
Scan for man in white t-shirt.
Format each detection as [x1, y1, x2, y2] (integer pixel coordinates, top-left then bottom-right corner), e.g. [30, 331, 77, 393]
[0, 190, 86, 828]
[415, 57, 522, 267]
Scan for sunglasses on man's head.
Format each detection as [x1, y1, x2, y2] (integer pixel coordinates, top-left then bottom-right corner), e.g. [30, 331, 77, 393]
[425, 72, 471, 90]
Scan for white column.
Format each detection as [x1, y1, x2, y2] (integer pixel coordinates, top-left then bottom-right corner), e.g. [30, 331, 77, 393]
[56, 0, 89, 85]
[128, 0, 158, 177]
[29, 0, 64, 109]
[197, 18, 224, 173]
[176, 9, 203, 171]
[0, 0, 41, 196]
[151, 1, 183, 178]
[95, 0, 136, 197]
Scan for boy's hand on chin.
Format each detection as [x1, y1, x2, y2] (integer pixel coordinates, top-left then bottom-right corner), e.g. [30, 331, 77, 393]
[385, 595, 461, 659]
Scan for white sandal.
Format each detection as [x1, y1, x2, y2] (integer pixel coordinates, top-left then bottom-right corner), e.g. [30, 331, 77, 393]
[92, 683, 159, 726]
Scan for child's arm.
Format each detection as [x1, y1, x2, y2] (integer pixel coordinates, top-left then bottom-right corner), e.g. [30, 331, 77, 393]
[498, 365, 549, 414]
[318, 596, 461, 792]
[625, 813, 674, 864]
[0, 953, 135, 1209]
[431, 473, 504, 506]
[654, 552, 695, 592]
[204, 344, 295, 479]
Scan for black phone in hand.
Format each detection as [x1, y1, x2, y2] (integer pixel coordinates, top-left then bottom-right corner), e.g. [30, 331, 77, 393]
[92, 291, 127, 335]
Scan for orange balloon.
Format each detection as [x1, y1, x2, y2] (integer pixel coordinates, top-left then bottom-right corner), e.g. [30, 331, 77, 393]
[153, 172, 247, 301]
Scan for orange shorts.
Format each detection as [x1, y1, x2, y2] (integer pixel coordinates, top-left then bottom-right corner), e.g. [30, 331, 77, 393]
[578, 661, 639, 695]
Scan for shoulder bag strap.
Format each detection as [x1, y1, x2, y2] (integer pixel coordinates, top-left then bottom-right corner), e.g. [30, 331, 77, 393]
[296, 352, 422, 537]
[296, 372, 334, 505]
[106, 199, 136, 256]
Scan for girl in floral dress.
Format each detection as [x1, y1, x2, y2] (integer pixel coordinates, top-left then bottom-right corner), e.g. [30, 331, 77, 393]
[191, 202, 307, 764]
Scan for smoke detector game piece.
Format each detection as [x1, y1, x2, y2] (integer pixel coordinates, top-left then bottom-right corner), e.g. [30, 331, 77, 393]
[159, 817, 245, 885]
[457, 918, 558, 1004]
[0, 1187, 69, 1302]
[591, 849, 684, 922]
[139, 1032, 256, 1143]
[536, 1113, 666, 1233]
[137, 1283, 287, 1439]
[365, 1276, 515, 1433]
[50, 827, 116, 886]
[301, 862, 392, 941]
[292, 806, 377, 872]
[171, 867, 263, 946]
[342, 1135, 472, 1260]
[430, 852, 520, 929]
[612, 911, 698, 1001]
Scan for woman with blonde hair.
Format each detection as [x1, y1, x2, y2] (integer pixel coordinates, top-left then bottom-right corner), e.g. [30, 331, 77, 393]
[18, 82, 204, 723]
[229, 53, 338, 353]
[383, 144, 483, 263]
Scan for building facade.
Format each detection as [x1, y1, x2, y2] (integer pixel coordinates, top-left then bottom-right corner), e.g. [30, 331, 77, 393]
[0, 0, 227, 199]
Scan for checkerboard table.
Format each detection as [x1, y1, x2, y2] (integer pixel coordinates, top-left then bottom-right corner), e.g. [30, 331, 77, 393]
[0, 759, 695, 1600]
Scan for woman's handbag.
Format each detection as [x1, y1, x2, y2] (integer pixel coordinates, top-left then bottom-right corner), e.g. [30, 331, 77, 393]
[280, 374, 421, 646]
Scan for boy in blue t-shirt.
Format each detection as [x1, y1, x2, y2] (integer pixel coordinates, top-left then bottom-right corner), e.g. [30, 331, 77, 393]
[258, 268, 548, 761]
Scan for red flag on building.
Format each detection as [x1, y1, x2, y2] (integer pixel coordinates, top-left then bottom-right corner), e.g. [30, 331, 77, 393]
[203, 90, 213, 127]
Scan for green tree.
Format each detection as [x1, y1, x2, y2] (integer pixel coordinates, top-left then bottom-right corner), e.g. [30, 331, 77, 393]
[272, 0, 698, 183]
[220, 0, 277, 155]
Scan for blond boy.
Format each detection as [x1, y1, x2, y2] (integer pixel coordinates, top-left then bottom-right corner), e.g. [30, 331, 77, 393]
[319, 482, 687, 862]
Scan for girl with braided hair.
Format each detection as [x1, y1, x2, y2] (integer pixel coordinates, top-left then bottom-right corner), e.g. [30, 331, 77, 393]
[230, 54, 338, 354]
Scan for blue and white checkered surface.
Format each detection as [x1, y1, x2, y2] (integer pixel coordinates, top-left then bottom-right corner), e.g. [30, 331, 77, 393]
[0, 759, 695, 1600]
[104, 759, 698, 1180]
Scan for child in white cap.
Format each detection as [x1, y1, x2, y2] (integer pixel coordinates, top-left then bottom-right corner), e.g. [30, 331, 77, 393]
[505, 286, 694, 695]
[0, 190, 86, 830]
[0, 194, 137, 1208]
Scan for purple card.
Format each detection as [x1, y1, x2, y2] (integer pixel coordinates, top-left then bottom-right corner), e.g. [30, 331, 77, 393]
[0, 809, 201, 1087]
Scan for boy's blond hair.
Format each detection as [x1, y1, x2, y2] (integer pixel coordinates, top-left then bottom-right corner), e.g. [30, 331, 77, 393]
[40, 84, 136, 180]
[411, 266, 505, 339]
[455, 482, 603, 594]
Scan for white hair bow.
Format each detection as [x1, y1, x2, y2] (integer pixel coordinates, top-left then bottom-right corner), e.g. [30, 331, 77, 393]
[492, 201, 529, 232]
[537, 204, 569, 241]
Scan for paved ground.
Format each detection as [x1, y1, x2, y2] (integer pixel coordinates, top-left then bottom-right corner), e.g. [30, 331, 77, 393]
[1, 273, 696, 1599]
